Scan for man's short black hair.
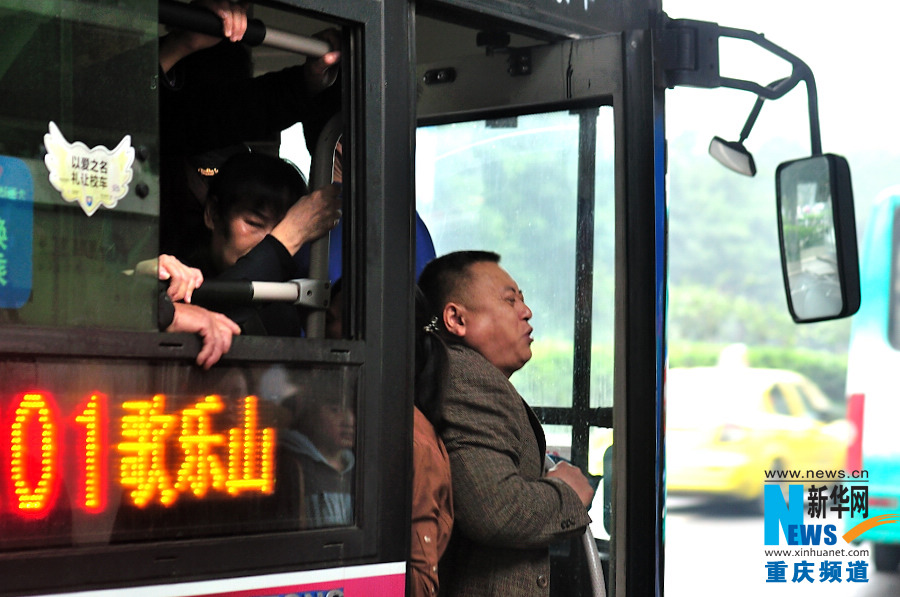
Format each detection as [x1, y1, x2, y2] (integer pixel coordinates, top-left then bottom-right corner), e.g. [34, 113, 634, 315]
[417, 250, 500, 320]
[207, 152, 308, 233]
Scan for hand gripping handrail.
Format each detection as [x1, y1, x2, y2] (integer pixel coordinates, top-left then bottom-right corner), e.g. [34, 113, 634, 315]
[159, 0, 330, 57]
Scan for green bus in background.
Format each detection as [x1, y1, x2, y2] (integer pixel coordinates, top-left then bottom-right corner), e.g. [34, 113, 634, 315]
[845, 186, 900, 571]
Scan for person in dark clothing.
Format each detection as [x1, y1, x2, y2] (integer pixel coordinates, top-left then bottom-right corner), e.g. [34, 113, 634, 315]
[157, 0, 341, 260]
[159, 152, 341, 336]
[276, 390, 355, 528]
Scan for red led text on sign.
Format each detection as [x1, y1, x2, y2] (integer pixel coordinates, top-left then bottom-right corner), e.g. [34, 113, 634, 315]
[74, 392, 108, 513]
[4, 391, 275, 518]
[9, 393, 61, 518]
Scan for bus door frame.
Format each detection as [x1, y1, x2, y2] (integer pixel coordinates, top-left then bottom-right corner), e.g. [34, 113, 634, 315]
[414, 6, 667, 595]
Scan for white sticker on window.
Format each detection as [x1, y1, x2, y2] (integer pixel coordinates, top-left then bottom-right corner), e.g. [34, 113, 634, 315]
[43, 121, 135, 216]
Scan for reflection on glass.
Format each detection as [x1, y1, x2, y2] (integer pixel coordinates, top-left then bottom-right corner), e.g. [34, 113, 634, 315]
[264, 366, 356, 529]
[779, 156, 843, 320]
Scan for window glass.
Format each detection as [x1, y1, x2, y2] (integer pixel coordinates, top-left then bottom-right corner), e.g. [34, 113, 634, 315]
[591, 108, 616, 408]
[588, 426, 613, 540]
[161, 5, 342, 339]
[417, 110, 615, 408]
[417, 107, 617, 557]
[0, 359, 357, 551]
[0, 2, 159, 330]
[0, 2, 345, 337]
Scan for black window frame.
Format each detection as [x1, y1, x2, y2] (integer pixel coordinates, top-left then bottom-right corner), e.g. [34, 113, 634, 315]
[0, 0, 415, 593]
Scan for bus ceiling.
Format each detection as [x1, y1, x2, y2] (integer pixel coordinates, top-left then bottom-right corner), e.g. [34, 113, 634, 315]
[415, 0, 657, 39]
[658, 15, 861, 324]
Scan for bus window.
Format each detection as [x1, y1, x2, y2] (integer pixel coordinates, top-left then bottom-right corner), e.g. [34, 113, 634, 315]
[157, 2, 345, 340]
[0, 2, 159, 330]
[0, 0, 348, 339]
[417, 104, 617, 586]
[417, 107, 615, 411]
[0, 2, 385, 593]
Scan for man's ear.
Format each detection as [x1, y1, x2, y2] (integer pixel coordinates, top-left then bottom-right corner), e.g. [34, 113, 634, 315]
[443, 302, 466, 338]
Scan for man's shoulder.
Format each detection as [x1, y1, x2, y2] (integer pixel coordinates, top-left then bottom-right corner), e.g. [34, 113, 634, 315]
[445, 342, 498, 375]
[443, 343, 518, 395]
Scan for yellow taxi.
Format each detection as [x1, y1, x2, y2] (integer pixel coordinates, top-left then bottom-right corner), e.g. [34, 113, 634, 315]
[665, 366, 848, 507]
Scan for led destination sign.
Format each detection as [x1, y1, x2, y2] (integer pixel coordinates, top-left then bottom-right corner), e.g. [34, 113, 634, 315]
[5, 390, 275, 520]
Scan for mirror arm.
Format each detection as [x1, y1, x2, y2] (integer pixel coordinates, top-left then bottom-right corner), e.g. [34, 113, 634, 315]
[737, 93, 764, 143]
[661, 17, 824, 156]
[735, 78, 786, 143]
[802, 69, 823, 156]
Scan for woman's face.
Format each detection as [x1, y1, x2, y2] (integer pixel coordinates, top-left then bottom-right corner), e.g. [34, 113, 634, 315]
[212, 208, 278, 269]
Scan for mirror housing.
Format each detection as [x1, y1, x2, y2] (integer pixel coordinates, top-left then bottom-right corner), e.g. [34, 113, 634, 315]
[709, 136, 757, 177]
[776, 154, 860, 322]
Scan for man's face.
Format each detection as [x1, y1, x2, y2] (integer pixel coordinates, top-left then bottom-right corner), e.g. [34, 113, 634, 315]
[454, 261, 534, 377]
[212, 209, 278, 269]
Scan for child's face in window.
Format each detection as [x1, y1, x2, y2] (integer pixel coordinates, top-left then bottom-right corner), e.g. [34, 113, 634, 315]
[309, 403, 356, 453]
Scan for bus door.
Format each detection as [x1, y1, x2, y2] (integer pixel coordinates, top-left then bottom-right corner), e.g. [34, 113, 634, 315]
[0, 0, 413, 594]
[414, 3, 666, 595]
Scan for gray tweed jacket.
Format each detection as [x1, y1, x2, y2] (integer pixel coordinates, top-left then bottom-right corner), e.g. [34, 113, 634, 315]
[437, 343, 591, 596]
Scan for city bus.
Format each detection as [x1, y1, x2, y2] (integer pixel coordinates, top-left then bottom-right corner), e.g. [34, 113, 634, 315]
[845, 187, 900, 572]
[0, 0, 859, 595]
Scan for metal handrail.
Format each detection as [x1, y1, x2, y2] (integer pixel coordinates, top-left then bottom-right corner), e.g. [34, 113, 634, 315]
[304, 113, 343, 338]
[159, 0, 330, 57]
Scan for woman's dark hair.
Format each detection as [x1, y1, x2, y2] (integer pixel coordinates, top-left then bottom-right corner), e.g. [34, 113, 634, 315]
[414, 286, 447, 427]
[207, 152, 308, 233]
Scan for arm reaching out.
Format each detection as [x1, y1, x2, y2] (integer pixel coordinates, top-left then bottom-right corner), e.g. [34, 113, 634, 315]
[136, 255, 205, 303]
[167, 303, 241, 369]
[270, 183, 342, 255]
[158, 254, 204, 304]
[159, 0, 249, 74]
[302, 28, 342, 95]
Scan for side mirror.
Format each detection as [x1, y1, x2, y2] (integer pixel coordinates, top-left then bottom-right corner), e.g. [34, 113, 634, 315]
[776, 154, 860, 322]
[709, 136, 757, 177]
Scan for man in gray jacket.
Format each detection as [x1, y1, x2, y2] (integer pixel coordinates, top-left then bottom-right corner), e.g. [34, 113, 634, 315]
[418, 250, 594, 596]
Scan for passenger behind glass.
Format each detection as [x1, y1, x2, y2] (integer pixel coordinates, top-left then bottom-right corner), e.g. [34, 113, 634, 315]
[277, 389, 355, 529]
[161, 151, 341, 336]
[157, 0, 341, 261]
[324, 280, 453, 596]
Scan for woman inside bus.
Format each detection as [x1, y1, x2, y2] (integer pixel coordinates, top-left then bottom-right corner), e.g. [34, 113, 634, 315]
[155, 151, 341, 336]
[411, 287, 454, 597]
[157, 0, 341, 261]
